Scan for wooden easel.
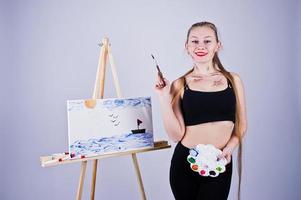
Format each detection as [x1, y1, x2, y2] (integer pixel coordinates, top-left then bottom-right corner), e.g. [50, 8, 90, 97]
[40, 37, 171, 200]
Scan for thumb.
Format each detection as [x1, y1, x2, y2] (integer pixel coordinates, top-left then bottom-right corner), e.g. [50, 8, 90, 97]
[217, 152, 226, 160]
[163, 78, 169, 84]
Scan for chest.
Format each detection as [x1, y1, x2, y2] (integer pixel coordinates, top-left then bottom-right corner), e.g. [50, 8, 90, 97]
[182, 88, 236, 114]
[186, 75, 228, 92]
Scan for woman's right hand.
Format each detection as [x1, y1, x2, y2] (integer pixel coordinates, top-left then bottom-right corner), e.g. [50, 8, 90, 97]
[154, 75, 171, 102]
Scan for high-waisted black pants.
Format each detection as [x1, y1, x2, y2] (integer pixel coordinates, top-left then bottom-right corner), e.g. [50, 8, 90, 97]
[170, 142, 232, 200]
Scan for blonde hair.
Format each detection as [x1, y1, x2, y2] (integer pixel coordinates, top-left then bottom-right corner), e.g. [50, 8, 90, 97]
[171, 21, 243, 200]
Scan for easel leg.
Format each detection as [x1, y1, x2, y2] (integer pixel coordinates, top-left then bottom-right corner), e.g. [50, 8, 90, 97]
[77, 161, 87, 200]
[131, 153, 147, 200]
[90, 160, 98, 200]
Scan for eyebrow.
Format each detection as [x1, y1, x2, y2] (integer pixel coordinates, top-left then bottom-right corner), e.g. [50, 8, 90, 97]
[190, 35, 213, 39]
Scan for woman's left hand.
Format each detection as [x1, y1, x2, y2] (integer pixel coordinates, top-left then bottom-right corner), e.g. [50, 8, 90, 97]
[218, 146, 233, 164]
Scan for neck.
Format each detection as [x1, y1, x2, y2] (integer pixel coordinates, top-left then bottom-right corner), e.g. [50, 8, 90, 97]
[193, 61, 216, 75]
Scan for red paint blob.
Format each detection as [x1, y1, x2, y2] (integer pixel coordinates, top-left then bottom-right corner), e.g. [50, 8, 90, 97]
[192, 165, 198, 171]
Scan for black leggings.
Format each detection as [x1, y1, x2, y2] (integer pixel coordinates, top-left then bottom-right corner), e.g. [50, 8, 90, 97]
[170, 142, 232, 200]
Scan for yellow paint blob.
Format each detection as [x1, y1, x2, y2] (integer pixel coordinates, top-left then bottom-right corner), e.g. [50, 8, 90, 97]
[84, 99, 97, 109]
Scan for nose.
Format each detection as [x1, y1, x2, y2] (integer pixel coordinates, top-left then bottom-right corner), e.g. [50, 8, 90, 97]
[195, 42, 206, 49]
[199, 45, 205, 49]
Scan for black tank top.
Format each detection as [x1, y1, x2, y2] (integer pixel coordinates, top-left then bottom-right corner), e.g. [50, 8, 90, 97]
[181, 78, 236, 126]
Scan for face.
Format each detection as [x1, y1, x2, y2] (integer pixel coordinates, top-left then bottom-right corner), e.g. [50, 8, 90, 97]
[185, 26, 221, 64]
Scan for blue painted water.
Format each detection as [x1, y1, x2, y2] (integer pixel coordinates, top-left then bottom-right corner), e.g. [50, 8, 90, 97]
[70, 132, 154, 157]
[68, 97, 151, 112]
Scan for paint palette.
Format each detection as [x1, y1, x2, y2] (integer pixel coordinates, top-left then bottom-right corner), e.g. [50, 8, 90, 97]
[187, 144, 227, 177]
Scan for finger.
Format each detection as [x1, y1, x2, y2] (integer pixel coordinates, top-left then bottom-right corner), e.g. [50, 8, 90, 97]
[157, 74, 163, 81]
[163, 78, 168, 83]
[217, 152, 226, 159]
[156, 83, 164, 89]
[226, 155, 231, 163]
[155, 78, 163, 85]
[156, 75, 162, 83]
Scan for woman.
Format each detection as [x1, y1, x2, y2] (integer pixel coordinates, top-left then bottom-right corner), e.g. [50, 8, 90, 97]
[155, 21, 247, 200]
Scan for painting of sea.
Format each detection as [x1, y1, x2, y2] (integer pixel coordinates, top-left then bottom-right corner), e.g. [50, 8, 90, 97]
[67, 97, 154, 158]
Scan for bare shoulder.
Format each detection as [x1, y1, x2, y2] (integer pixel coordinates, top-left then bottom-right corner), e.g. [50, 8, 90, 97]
[230, 72, 244, 87]
[230, 71, 242, 81]
[229, 71, 246, 99]
[171, 77, 186, 99]
[171, 77, 181, 86]
[171, 76, 186, 88]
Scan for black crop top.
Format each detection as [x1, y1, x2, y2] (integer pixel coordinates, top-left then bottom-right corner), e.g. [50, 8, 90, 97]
[181, 78, 236, 126]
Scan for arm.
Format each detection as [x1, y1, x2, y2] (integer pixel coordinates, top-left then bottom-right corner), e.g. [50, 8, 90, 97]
[221, 72, 248, 160]
[155, 78, 186, 142]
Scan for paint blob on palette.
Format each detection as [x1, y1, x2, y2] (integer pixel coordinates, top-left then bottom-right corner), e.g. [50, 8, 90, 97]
[67, 97, 154, 158]
[187, 144, 227, 177]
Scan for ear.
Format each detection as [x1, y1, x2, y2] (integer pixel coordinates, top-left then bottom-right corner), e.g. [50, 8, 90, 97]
[185, 43, 190, 55]
[215, 42, 221, 52]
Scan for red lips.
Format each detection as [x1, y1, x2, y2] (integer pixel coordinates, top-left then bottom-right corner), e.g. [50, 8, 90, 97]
[195, 52, 208, 57]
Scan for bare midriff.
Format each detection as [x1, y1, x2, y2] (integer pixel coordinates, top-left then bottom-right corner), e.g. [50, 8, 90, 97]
[181, 120, 234, 150]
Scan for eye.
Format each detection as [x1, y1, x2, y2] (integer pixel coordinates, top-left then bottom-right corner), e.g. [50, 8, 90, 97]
[204, 40, 211, 44]
[191, 40, 199, 44]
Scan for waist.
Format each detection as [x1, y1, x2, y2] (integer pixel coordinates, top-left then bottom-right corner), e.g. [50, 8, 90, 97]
[184, 116, 236, 126]
[182, 121, 234, 149]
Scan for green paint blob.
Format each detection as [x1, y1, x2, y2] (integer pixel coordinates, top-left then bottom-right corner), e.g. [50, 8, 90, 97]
[216, 166, 222, 171]
[187, 157, 195, 163]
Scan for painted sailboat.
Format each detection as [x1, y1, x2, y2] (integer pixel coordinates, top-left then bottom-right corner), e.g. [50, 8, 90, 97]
[131, 119, 146, 134]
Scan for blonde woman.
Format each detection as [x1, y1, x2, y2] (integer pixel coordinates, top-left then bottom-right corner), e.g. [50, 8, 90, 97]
[155, 22, 247, 200]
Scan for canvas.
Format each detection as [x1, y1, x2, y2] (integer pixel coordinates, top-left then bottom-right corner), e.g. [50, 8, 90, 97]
[67, 97, 154, 158]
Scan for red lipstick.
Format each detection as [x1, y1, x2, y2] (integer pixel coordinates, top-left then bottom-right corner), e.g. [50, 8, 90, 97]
[195, 52, 208, 57]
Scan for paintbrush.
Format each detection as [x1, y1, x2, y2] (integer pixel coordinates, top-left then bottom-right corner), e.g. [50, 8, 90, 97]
[151, 54, 166, 87]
